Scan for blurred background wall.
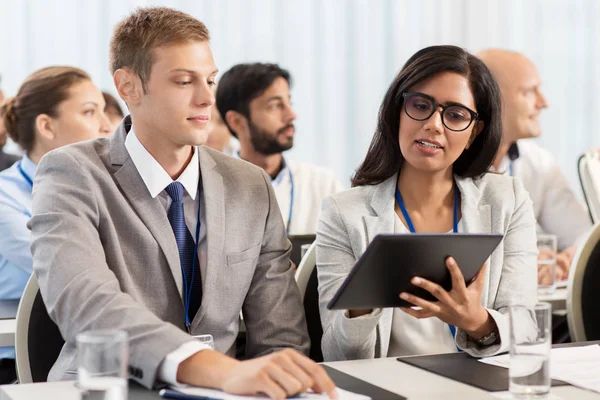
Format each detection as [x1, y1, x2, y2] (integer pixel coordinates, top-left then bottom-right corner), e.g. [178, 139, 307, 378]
[1, 0, 598, 190]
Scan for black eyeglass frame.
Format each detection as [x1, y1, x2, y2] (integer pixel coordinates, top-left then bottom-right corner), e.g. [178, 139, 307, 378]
[401, 92, 479, 132]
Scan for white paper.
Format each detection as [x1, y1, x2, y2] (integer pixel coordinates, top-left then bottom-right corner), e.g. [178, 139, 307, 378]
[174, 386, 371, 399]
[479, 345, 600, 393]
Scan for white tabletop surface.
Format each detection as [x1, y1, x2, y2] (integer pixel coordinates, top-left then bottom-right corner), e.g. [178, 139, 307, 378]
[0, 319, 16, 347]
[2, 356, 600, 400]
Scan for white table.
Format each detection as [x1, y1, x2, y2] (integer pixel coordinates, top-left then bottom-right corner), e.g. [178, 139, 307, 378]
[0, 319, 16, 347]
[2, 356, 600, 400]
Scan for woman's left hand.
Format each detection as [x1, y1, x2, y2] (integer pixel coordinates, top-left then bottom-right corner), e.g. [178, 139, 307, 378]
[399, 257, 495, 340]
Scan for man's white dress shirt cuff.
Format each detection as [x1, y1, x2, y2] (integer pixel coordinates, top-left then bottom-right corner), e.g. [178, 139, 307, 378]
[158, 341, 210, 385]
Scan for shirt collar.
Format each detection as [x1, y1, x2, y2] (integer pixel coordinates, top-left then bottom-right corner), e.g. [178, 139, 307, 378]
[125, 127, 199, 199]
[234, 152, 289, 187]
[507, 142, 520, 161]
[20, 154, 37, 181]
[491, 142, 520, 175]
[271, 157, 289, 187]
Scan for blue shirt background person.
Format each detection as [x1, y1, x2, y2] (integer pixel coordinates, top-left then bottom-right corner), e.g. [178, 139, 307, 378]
[0, 66, 111, 376]
[0, 154, 35, 359]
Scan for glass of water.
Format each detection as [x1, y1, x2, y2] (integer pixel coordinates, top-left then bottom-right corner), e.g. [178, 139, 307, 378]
[537, 234, 557, 295]
[194, 334, 214, 349]
[77, 330, 128, 400]
[509, 302, 552, 398]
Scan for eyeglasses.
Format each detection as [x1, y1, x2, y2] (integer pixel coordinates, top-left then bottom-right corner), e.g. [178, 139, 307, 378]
[401, 92, 479, 132]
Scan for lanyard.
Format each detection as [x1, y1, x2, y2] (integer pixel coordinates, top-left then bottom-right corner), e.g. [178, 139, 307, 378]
[394, 182, 460, 343]
[181, 190, 201, 332]
[18, 161, 33, 188]
[286, 169, 294, 235]
[395, 184, 459, 234]
[508, 160, 514, 177]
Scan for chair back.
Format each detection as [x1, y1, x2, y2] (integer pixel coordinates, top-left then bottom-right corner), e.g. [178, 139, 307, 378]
[578, 152, 600, 223]
[294, 242, 323, 362]
[567, 223, 600, 341]
[15, 275, 65, 383]
[289, 234, 316, 268]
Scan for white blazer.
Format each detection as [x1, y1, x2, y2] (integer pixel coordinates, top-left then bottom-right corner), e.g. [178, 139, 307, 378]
[497, 140, 591, 250]
[273, 160, 344, 235]
[316, 173, 538, 361]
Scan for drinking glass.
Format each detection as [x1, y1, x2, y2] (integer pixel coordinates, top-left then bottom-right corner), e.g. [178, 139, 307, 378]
[509, 303, 552, 398]
[77, 330, 128, 400]
[537, 234, 557, 295]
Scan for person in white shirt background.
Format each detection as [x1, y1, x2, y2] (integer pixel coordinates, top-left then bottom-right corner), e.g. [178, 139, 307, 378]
[216, 63, 344, 235]
[478, 49, 592, 282]
[205, 99, 240, 157]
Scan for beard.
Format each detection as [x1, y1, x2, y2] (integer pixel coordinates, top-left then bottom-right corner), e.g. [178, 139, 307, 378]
[249, 121, 294, 155]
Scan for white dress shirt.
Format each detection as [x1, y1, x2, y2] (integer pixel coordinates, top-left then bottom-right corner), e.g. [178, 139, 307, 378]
[387, 215, 461, 356]
[271, 159, 344, 234]
[125, 129, 209, 385]
[0, 154, 36, 360]
[222, 137, 240, 157]
[233, 154, 344, 234]
[497, 140, 591, 250]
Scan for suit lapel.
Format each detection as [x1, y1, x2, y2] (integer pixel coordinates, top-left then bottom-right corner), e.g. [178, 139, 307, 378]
[110, 118, 184, 297]
[456, 177, 493, 305]
[362, 175, 397, 246]
[192, 147, 224, 327]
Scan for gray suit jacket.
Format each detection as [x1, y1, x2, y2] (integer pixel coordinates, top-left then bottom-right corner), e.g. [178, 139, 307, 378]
[317, 173, 538, 361]
[29, 117, 309, 388]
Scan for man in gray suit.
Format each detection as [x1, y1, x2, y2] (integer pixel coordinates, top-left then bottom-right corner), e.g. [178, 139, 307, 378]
[29, 7, 335, 399]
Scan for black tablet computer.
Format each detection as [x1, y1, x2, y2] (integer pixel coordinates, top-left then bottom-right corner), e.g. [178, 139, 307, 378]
[327, 233, 503, 310]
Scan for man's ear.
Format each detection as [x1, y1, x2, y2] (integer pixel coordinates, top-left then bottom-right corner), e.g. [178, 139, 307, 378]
[224, 110, 248, 138]
[34, 114, 56, 142]
[114, 68, 143, 107]
[465, 120, 484, 149]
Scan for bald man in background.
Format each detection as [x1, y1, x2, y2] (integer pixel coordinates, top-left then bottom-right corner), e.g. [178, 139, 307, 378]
[0, 90, 20, 171]
[478, 49, 591, 282]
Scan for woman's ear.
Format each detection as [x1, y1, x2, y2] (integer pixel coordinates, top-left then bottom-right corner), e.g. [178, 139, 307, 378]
[34, 114, 57, 142]
[465, 120, 484, 149]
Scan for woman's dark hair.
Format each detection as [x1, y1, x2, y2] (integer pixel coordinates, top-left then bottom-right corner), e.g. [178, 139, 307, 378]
[351, 45, 502, 187]
[0, 66, 90, 153]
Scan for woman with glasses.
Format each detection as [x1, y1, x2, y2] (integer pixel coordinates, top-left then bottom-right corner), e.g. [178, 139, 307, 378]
[317, 45, 537, 360]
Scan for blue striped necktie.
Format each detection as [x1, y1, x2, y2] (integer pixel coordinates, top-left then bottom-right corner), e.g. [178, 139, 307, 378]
[165, 182, 202, 325]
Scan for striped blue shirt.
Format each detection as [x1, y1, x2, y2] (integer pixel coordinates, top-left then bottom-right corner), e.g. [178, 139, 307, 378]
[0, 154, 36, 359]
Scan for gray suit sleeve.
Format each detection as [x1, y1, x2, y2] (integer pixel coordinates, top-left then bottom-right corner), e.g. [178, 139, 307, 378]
[317, 196, 381, 361]
[455, 178, 539, 356]
[241, 169, 310, 357]
[30, 150, 193, 388]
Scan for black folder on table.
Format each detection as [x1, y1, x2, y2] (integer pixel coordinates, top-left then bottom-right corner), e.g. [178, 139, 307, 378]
[323, 365, 406, 399]
[398, 353, 567, 392]
[328, 234, 503, 310]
